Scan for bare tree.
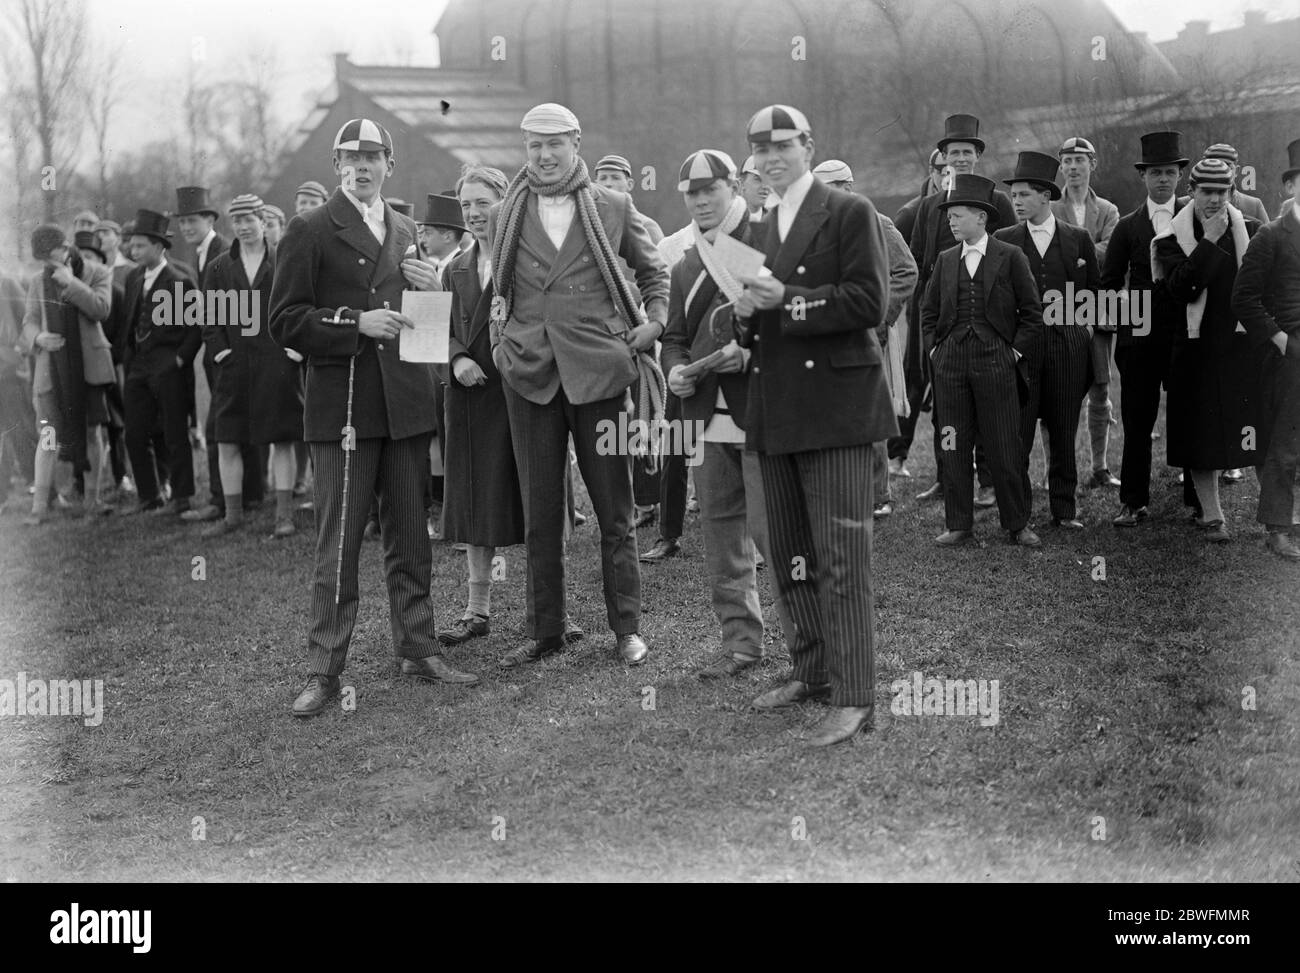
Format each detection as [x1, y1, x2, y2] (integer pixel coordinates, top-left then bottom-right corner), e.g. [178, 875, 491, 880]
[2, 0, 87, 223]
[84, 35, 126, 216]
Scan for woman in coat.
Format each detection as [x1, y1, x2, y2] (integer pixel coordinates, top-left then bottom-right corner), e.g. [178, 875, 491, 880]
[200, 194, 304, 538]
[1155, 158, 1261, 543]
[20, 224, 115, 522]
[435, 164, 526, 646]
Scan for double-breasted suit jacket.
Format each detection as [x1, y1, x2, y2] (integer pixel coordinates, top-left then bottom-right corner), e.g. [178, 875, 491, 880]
[741, 177, 898, 454]
[269, 188, 437, 442]
[488, 185, 669, 406]
[441, 242, 524, 547]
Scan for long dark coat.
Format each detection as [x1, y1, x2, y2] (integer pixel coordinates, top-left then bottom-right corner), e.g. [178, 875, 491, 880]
[202, 240, 304, 444]
[441, 241, 524, 547]
[1157, 213, 1261, 470]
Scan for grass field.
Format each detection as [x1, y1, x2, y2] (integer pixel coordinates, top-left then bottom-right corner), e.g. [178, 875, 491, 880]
[1, 409, 1298, 882]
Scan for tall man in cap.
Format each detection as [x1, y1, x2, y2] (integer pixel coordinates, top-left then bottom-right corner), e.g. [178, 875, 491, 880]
[488, 102, 668, 668]
[661, 148, 794, 677]
[270, 117, 480, 717]
[594, 154, 664, 243]
[739, 156, 771, 223]
[1101, 131, 1190, 527]
[1202, 144, 1269, 223]
[294, 181, 329, 217]
[813, 159, 918, 517]
[120, 210, 202, 514]
[922, 174, 1044, 548]
[1052, 136, 1122, 490]
[1232, 150, 1300, 559]
[997, 150, 1100, 529]
[910, 114, 1015, 502]
[734, 104, 894, 746]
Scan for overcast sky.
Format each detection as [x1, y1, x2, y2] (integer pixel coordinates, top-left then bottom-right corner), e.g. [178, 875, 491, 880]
[83, 0, 1298, 161]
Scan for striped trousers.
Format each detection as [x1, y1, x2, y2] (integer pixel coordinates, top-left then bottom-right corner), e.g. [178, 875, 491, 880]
[306, 433, 438, 676]
[1023, 327, 1091, 520]
[758, 444, 875, 709]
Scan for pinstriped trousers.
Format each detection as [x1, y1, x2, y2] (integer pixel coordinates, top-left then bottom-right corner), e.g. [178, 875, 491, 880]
[1023, 328, 1091, 520]
[306, 433, 439, 676]
[758, 445, 875, 709]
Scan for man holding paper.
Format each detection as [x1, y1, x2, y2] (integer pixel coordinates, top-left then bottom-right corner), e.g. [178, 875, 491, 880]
[661, 149, 795, 679]
[270, 117, 479, 719]
[733, 105, 896, 747]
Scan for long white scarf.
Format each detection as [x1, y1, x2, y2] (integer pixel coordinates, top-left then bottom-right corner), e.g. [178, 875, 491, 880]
[688, 197, 749, 310]
[1151, 203, 1249, 339]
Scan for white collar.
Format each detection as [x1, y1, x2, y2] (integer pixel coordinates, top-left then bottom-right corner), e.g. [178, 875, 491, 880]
[143, 257, 167, 282]
[196, 227, 216, 254]
[342, 186, 384, 221]
[961, 233, 989, 256]
[1028, 211, 1057, 235]
[1147, 196, 1175, 219]
[776, 170, 815, 214]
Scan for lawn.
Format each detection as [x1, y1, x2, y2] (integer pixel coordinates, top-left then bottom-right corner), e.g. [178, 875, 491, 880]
[1, 404, 1298, 882]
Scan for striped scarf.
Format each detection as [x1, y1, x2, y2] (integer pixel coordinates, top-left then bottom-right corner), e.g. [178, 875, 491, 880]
[690, 197, 749, 306]
[489, 156, 644, 332]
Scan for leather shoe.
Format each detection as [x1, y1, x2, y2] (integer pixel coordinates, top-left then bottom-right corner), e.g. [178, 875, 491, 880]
[573, 511, 587, 526]
[916, 481, 944, 501]
[1090, 468, 1121, 488]
[273, 518, 296, 538]
[292, 675, 341, 717]
[806, 705, 873, 747]
[1010, 527, 1042, 547]
[199, 518, 241, 538]
[752, 679, 831, 710]
[180, 503, 222, 522]
[889, 458, 911, 478]
[499, 636, 565, 669]
[873, 501, 894, 518]
[974, 486, 997, 508]
[1053, 517, 1085, 530]
[934, 529, 973, 546]
[1221, 468, 1244, 484]
[1113, 504, 1147, 527]
[563, 618, 584, 644]
[698, 652, 759, 679]
[1265, 531, 1300, 560]
[400, 654, 480, 684]
[127, 497, 165, 515]
[1199, 519, 1231, 543]
[436, 614, 489, 646]
[639, 537, 681, 562]
[617, 632, 648, 665]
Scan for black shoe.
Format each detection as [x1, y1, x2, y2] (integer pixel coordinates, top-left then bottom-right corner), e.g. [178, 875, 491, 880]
[563, 618, 585, 645]
[1052, 517, 1085, 530]
[436, 614, 489, 646]
[617, 632, 648, 665]
[1221, 468, 1244, 484]
[934, 529, 973, 547]
[1113, 505, 1148, 527]
[499, 636, 565, 669]
[400, 654, 480, 684]
[974, 486, 997, 508]
[639, 537, 681, 562]
[127, 497, 165, 515]
[292, 675, 341, 717]
[698, 652, 759, 679]
[1009, 527, 1042, 547]
[1090, 469, 1121, 488]
[573, 511, 587, 526]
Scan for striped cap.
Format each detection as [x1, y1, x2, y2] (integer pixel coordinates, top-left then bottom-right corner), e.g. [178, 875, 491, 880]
[677, 149, 737, 191]
[929, 149, 945, 169]
[1058, 136, 1097, 157]
[741, 155, 760, 177]
[227, 194, 265, 218]
[1189, 157, 1234, 190]
[333, 118, 393, 156]
[596, 154, 632, 177]
[813, 159, 854, 184]
[262, 204, 286, 223]
[746, 104, 811, 143]
[295, 180, 329, 201]
[520, 102, 581, 135]
[1203, 142, 1238, 164]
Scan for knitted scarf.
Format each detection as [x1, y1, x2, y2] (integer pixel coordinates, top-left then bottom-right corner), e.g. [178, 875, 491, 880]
[689, 196, 749, 309]
[489, 156, 644, 332]
[1151, 203, 1249, 339]
[40, 255, 88, 472]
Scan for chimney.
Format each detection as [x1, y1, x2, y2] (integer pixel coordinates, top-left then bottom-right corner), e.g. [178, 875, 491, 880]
[1178, 20, 1210, 42]
[333, 52, 352, 82]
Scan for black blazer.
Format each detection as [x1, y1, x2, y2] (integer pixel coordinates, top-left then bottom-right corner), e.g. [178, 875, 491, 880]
[268, 188, 437, 442]
[740, 176, 898, 454]
[910, 186, 1017, 283]
[1232, 213, 1300, 357]
[660, 220, 756, 429]
[994, 219, 1101, 327]
[1100, 198, 1188, 349]
[920, 235, 1043, 360]
[122, 260, 203, 374]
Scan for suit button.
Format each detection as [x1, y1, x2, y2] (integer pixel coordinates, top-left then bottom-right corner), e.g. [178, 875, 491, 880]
[532, 261, 540, 268]
[804, 359, 814, 369]
[370, 287, 376, 293]
[753, 366, 759, 373]
[377, 343, 384, 351]
[358, 258, 365, 264]
[797, 265, 805, 274]
[582, 256, 590, 262]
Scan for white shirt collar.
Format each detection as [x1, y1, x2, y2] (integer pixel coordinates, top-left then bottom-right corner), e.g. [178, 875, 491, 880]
[342, 186, 384, 222]
[1147, 196, 1174, 220]
[142, 257, 167, 287]
[776, 170, 815, 216]
[1028, 211, 1056, 235]
[961, 233, 989, 256]
[196, 227, 216, 257]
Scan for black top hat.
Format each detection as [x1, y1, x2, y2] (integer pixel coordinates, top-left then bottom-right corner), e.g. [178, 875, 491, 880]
[73, 230, 106, 262]
[1134, 131, 1188, 171]
[1003, 150, 1062, 200]
[938, 174, 999, 218]
[174, 186, 219, 219]
[937, 114, 986, 155]
[130, 209, 174, 249]
[417, 193, 466, 233]
[388, 199, 414, 218]
[1283, 138, 1300, 184]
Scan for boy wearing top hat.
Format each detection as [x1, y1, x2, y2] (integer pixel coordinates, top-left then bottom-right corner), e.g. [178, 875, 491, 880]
[921, 174, 1044, 547]
[270, 117, 480, 717]
[415, 193, 468, 281]
[996, 150, 1101, 529]
[1101, 131, 1191, 527]
[734, 104, 895, 745]
[120, 209, 202, 514]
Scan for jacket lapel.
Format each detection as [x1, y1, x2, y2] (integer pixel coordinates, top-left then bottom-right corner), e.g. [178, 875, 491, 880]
[545, 193, 600, 285]
[329, 190, 381, 265]
[981, 239, 1006, 300]
[371, 202, 413, 288]
[1282, 213, 1300, 264]
[771, 178, 831, 281]
[451, 243, 487, 345]
[1059, 223, 1079, 267]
